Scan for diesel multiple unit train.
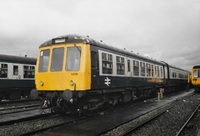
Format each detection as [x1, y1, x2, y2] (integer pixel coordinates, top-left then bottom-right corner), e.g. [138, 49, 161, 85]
[191, 65, 200, 90]
[0, 54, 36, 101]
[32, 34, 189, 112]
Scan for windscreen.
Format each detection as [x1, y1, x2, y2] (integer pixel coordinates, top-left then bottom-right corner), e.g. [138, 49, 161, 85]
[51, 48, 64, 72]
[38, 49, 50, 72]
[66, 47, 81, 71]
[193, 70, 200, 77]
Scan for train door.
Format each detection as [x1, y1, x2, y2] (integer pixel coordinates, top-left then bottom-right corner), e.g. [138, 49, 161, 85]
[163, 64, 170, 85]
[12, 64, 20, 79]
[90, 45, 99, 89]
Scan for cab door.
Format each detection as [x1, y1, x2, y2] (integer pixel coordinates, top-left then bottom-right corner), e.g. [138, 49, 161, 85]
[90, 45, 99, 89]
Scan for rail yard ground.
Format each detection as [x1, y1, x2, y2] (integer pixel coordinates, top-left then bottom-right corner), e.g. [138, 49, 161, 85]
[35, 89, 199, 136]
[0, 89, 199, 136]
[105, 89, 200, 136]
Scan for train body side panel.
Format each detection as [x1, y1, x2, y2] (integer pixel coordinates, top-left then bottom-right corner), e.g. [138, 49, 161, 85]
[0, 79, 35, 89]
[90, 45, 166, 90]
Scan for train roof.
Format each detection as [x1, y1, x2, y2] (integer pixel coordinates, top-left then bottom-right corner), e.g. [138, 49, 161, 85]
[40, 34, 166, 65]
[193, 65, 200, 69]
[40, 34, 188, 72]
[0, 54, 36, 65]
[168, 65, 188, 72]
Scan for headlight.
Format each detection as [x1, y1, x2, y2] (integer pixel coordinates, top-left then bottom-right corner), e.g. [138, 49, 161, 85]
[69, 80, 74, 86]
[40, 81, 44, 86]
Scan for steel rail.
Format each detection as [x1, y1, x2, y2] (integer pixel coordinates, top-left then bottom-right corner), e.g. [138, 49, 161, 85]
[175, 104, 200, 136]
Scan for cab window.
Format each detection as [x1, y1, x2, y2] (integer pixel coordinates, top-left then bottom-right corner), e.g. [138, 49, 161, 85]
[193, 70, 200, 77]
[38, 49, 50, 72]
[66, 47, 81, 71]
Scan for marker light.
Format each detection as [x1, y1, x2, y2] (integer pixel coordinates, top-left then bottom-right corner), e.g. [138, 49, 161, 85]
[70, 80, 74, 86]
[40, 81, 44, 86]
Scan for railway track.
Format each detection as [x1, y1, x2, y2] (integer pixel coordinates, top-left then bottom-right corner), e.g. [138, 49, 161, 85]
[99, 102, 172, 136]
[112, 108, 169, 136]
[175, 104, 200, 136]
[0, 108, 86, 136]
[0, 99, 40, 108]
[0, 108, 51, 125]
[0, 100, 41, 115]
[20, 114, 87, 136]
[0, 111, 49, 126]
[0, 103, 41, 114]
[0, 90, 196, 136]
[26, 91, 194, 136]
[0, 96, 151, 136]
[0, 98, 39, 105]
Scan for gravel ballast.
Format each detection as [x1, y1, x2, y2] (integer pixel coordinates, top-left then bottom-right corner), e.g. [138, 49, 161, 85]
[129, 93, 200, 136]
[125, 93, 200, 136]
[1, 91, 199, 136]
[102, 92, 200, 136]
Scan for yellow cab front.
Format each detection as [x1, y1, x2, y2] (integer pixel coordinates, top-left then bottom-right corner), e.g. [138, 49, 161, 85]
[35, 43, 91, 92]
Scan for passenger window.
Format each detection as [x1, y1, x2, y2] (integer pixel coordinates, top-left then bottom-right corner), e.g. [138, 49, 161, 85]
[173, 71, 176, 78]
[91, 51, 97, 69]
[133, 60, 139, 76]
[165, 67, 168, 78]
[157, 66, 160, 77]
[140, 62, 145, 76]
[172, 72, 175, 78]
[178, 72, 181, 78]
[151, 65, 154, 77]
[13, 65, 18, 75]
[39, 49, 50, 72]
[0, 64, 8, 78]
[51, 48, 64, 72]
[127, 60, 131, 72]
[160, 67, 163, 78]
[186, 73, 188, 78]
[116, 56, 125, 75]
[146, 64, 151, 77]
[155, 66, 157, 77]
[24, 66, 35, 78]
[102, 53, 113, 74]
[66, 47, 81, 71]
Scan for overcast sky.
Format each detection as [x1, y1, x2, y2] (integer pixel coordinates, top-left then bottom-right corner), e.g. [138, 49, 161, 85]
[0, 0, 199, 71]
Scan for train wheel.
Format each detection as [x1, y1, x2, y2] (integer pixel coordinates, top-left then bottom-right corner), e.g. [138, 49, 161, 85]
[30, 89, 38, 100]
